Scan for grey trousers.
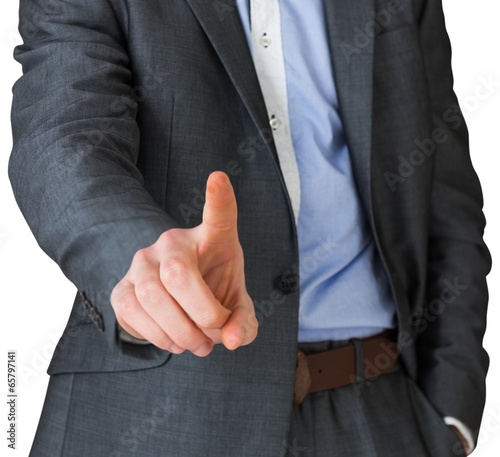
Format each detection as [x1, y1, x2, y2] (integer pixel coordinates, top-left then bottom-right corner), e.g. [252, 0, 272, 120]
[283, 339, 466, 457]
[30, 340, 466, 457]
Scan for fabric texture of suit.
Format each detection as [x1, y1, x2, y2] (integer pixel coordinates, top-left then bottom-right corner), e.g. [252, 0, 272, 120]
[9, 0, 490, 455]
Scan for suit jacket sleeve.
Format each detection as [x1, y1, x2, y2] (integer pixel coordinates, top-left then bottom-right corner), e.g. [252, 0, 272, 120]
[415, 0, 491, 439]
[9, 0, 179, 350]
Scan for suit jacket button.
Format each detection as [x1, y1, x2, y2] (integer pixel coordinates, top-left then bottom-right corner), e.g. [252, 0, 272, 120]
[274, 273, 298, 294]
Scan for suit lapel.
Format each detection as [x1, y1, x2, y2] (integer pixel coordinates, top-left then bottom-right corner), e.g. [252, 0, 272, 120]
[323, 0, 375, 220]
[183, 0, 279, 165]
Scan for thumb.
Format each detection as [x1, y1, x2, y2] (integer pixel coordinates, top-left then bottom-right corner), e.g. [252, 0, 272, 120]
[201, 171, 238, 243]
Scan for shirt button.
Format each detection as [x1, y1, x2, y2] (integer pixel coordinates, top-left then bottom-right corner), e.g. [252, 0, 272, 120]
[260, 33, 272, 48]
[269, 115, 281, 130]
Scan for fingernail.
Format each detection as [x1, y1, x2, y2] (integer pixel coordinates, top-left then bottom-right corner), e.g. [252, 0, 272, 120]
[194, 341, 213, 357]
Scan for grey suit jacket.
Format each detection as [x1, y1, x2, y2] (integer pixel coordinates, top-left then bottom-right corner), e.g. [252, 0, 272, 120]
[9, 0, 491, 453]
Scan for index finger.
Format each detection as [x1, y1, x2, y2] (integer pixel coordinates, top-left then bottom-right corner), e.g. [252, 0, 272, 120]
[201, 171, 238, 244]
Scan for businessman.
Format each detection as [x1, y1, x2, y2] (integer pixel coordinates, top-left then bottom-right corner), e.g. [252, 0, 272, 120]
[9, 0, 490, 456]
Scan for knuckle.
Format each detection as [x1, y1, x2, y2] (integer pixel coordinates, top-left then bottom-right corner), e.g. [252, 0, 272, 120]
[132, 247, 150, 264]
[174, 330, 202, 349]
[161, 256, 191, 284]
[205, 219, 236, 232]
[135, 278, 161, 303]
[115, 293, 138, 317]
[159, 229, 174, 241]
[158, 228, 183, 248]
[148, 332, 173, 351]
[155, 335, 175, 351]
[197, 309, 225, 329]
[110, 281, 125, 301]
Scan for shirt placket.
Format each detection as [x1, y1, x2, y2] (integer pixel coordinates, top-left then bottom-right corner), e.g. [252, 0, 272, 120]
[250, 0, 301, 222]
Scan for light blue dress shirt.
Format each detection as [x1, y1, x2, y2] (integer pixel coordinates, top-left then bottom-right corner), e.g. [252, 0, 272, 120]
[236, 0, 397, 341]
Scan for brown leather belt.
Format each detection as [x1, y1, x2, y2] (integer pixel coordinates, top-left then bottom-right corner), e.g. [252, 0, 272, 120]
[293, 330, 400, 405]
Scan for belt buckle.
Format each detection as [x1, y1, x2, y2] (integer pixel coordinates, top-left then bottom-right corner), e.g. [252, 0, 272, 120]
[293, 351, 311, 406]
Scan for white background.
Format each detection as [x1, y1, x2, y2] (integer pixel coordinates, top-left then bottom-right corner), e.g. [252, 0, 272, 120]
[1, 1, 499, 455]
